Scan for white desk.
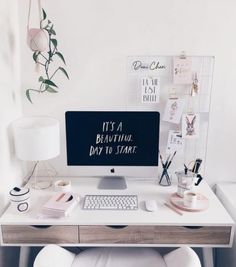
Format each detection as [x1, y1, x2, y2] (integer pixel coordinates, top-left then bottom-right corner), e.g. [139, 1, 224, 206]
[0, 177, 234, 248]
[216, 183, 236, 267]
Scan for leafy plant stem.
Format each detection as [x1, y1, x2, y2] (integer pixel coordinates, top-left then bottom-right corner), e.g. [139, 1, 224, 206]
[45, 33, 53, 79]
[45, 60, 50, 79]
[52, 47, 57, 55]
[38, 52, 48, 61]
[39, 82, 45, 92]
[50, 67, 60, 80]
[40, 87, 47, 93]
[26, 8, 68, 103]
[36, 62, 46, 67]
[27, 88, 42, 94]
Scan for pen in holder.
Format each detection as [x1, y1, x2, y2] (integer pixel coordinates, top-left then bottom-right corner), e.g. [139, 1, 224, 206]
[159, 166, 171, 186]
[159, 151, 176, 186]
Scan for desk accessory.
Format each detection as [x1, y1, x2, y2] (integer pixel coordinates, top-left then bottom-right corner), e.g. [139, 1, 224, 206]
[83, 195, 138, 210]
[164, 202, 183, 216]
[159, 151, 176, 186]
[192, 158, 202, 174]
[41, 192, 78, 218]
[175, 168, 202, 197]
[13, 116, 60, 190]
[170, 193, 209, 212]
[54, 179, 71, 192]
[183, 191, 197, 208]
[145, 200, 158, 212]
[127, 55, 214, 180]
[185, 159, 203, 185]
[9, 187, 30, 213]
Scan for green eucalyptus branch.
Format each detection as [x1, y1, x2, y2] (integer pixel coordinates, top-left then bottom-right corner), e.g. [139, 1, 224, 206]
[26, 8, 69, 103]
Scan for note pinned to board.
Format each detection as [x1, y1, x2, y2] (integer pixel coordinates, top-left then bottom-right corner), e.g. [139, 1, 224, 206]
[182, 113, 200, 139]
[163, 98, 185, 124]
[141, 76, 160, 103]
[173, 57, 192, 84]
[166, 130, 185, 155]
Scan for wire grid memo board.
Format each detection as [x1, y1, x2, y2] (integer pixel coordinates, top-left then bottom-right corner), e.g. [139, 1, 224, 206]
[126, 55, 214, 178]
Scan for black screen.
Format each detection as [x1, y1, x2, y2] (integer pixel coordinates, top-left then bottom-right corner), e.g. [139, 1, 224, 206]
[65, 111, 160, 166]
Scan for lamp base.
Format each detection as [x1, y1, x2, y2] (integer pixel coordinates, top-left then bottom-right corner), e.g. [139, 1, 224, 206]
[31, 180, 52, 190]
[30, 161, 57, 190]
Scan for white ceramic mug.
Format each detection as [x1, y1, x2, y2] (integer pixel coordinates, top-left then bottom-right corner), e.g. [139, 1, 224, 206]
[54, 180, 71, 192]
[183, 191, 197, 208]
[9, 187, 30, 213]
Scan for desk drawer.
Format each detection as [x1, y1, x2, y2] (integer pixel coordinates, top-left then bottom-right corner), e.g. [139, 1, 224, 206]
[79, 225, 231, 245]
[1, 225, 79, 244]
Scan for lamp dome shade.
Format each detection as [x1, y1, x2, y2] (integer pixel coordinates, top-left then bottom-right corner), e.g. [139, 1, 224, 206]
[13, 117, 60, 161]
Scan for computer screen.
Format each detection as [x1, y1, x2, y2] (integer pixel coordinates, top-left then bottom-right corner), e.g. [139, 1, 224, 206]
[65, 111, 160, 187]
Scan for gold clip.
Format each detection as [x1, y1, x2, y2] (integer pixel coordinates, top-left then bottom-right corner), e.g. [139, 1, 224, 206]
[190, 72, 199, 96]
[187, 108, 194, 115]
[179, 51, 186, 59]
[169, 88, 178, 100]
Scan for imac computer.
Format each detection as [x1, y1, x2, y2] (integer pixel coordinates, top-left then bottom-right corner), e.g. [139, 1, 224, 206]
[65, 111, 160, 189]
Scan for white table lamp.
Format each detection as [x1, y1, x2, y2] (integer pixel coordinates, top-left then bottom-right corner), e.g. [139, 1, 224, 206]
[13, 116, 60, 189]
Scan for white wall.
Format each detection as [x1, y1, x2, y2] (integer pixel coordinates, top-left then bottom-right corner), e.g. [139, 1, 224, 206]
[0, 1, 22, 266]
[0, 0, 23, 213]
[18, 0, 236, 185]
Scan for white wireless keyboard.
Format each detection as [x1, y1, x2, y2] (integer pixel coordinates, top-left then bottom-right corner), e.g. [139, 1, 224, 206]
[83, 195, 138, 210]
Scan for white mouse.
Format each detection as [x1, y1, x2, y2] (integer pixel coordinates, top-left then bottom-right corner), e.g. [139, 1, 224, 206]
[145, 200, 158, 212]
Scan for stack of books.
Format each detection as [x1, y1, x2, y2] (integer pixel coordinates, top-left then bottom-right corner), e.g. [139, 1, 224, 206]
[41, 192, 78, 218]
